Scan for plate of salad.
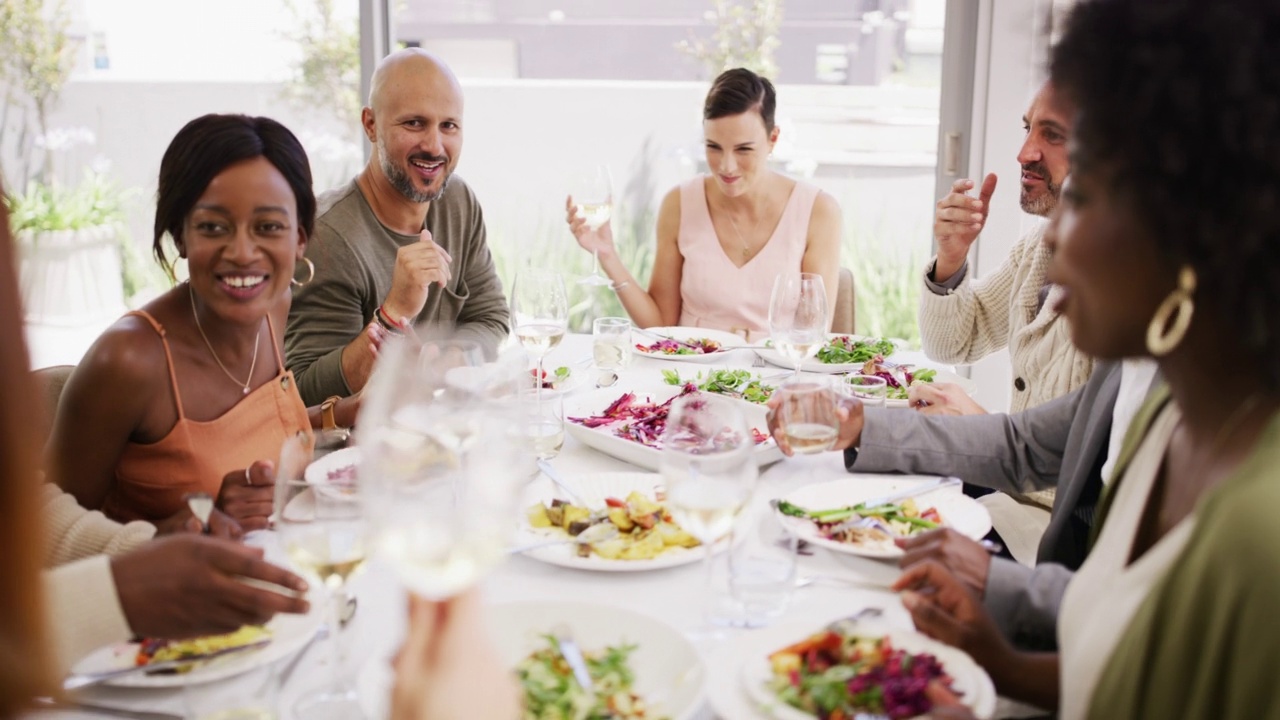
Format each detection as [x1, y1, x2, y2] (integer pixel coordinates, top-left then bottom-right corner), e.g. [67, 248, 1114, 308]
[842, 361, 976, 408]
[659, 368, 780, 405]
[493, 600, 706, 720]
[563, 380, 782, 471]
[756, 335, 900, 374]
[632, 326, 746, 363]
[734, 617, 996, 720]
[773, 475, 991, 559]
[526, 363, 585, 396]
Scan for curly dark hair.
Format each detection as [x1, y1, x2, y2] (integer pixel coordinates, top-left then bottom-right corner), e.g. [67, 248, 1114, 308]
[1051, 0, 1280, 388]
[153, 114, 315, 276]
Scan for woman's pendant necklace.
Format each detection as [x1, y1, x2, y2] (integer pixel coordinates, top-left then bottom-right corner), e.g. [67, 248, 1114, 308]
[189, 283, 262, 395]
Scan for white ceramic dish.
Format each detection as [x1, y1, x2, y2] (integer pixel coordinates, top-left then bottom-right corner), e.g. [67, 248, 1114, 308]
[491, 600, 707, 720]
[632, 326, 747, 364]
[775, 475, 992, 559]
[70, 601, 321, 688]
[756, 334, 901, 374]
[303, 445, 361, 497]
[516, 471, 728, 572]
[563, 381, 783, 471]
[526, 362, 587, 396]
[734, 617, 997, 719]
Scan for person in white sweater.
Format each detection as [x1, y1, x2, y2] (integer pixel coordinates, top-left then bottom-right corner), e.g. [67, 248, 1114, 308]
[918, 81, 1094, 416]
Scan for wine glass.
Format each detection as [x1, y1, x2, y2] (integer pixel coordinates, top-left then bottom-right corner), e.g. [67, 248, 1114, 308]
[511, 268, 569, 412]
[774, 377, 840, 455]
[659, 394, 758, 634]
[276, 432, 368, 720]
[357, 339, 525, 601]
[569, 165, 614, 286]
[769, 272, 829, 377]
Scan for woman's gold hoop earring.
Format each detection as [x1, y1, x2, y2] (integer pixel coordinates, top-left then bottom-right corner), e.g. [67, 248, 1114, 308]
[1145, 265, 1196, 356]
[292, 257, 315, 287]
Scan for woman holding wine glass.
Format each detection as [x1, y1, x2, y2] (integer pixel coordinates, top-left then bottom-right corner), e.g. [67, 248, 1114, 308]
[565, 68, 841, 340]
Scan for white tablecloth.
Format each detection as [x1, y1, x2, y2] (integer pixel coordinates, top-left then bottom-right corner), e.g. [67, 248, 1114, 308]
[38, 335, 1036, 720]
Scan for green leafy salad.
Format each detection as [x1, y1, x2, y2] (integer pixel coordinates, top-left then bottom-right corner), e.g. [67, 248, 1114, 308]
[517, 636, 667, 720]
[815, 336, 898, 365]
[660, 368, 774, 404]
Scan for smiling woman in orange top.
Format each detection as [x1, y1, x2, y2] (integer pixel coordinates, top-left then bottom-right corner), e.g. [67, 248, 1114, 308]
[47, 115, 355, 531]
[566, 68, 842, 340]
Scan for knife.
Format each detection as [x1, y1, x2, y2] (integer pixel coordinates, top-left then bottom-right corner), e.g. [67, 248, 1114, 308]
[552, 624, 595, 694]
[856, 476, 962, 510]
[63, 638, 272, 691]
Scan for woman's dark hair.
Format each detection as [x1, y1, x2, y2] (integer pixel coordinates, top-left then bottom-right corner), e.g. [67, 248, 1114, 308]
[153, 114, 315, 274]
[703, 68, 777, 133]
[1051, 0, 1280, 389]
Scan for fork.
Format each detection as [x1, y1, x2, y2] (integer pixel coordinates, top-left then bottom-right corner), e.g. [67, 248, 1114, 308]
[752, 354, 766, 368]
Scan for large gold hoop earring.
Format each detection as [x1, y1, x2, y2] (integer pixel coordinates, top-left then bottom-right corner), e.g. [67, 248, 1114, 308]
[1145, 265, 1196, 356]
[292, 257, 315, 287]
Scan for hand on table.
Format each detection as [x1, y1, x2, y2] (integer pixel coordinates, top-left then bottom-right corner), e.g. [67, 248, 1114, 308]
[893, 560, 1010, 671]
[933, 174, 997, 282]
[216, 460, 275, 532]
[111, 534, 309, 638]
[391, 589, 521, 720]
[896, 528, 993, 598]
[766, 392, 865, 456]
[908, 383, 987, 416]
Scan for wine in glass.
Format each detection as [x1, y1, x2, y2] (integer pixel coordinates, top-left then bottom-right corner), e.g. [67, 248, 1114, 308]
[276, 433, 368, 720]
[769, 272, 829, 377]
[569, 165, 615, 286]
[659, 394, 758, 633]
[774, 377, 840, 455]
[511, 268, 569, 412]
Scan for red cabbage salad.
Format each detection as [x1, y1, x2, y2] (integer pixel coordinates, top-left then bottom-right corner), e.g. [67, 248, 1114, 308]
[852, 360, 938, 401]
[636, 337, 722, 355]
[569, 385, 770, 449]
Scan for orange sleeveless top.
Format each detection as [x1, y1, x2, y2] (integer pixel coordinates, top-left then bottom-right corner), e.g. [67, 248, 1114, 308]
[102, 311, 313, 523]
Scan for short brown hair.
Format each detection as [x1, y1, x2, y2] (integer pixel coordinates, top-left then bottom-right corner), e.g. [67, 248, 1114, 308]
[703, 68, 777, 133]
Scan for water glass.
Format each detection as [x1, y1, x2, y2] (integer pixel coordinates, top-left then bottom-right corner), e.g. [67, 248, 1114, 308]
[183, 663, 280, 719]
[592, 317, 631, 372]
[843, 375, 890, 408]
[522, 389, 564, 460]
[774, 378, 840, 455]
[728, 527, 798, 628]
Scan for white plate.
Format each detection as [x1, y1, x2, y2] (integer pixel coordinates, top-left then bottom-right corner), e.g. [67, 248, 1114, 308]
[303, 445, 361, 497]
[734, 617, 996, 719]
[70, 603, 322, 688]
[491, 600, 706, 720]
[517, 471, 728, 572]
[564, 380, 783, 471]
[756, 334, 901, 374]
[632, 326, 747, 364]
[776, 475, 992, 559]
[526, 362, 587, 396]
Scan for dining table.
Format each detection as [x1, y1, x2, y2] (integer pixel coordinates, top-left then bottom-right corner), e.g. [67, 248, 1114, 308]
[33, 333, 1044, 720]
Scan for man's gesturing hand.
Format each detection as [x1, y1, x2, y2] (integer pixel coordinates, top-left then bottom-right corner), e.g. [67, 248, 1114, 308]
[112, 535, 310, 639]
[933, 173, 997, 283]
[383, 229, 453, 322]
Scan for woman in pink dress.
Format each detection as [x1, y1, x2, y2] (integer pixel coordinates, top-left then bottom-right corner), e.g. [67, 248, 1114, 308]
[566, 68, 842, 341]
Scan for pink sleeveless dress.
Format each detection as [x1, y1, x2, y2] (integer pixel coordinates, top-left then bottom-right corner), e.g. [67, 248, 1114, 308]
[677, 176, 820, 339]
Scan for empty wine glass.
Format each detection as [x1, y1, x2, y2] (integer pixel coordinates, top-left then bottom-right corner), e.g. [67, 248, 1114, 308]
[569, 165, 614, 286]
[769, 272, 829, 377]
[511, 268, 569, 412]
[660, 394, 758, 635]
[276, 432, 367, 720]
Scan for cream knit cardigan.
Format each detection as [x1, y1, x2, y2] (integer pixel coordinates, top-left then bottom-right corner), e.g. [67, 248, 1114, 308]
[40, 483, 155, 673]
[919, 222, 1094, 414]
[919, 223, 1095, 511]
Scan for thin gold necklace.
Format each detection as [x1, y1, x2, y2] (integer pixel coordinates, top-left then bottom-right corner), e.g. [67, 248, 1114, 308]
[188, 282, 261, 396]
[725, 200, 769, 261]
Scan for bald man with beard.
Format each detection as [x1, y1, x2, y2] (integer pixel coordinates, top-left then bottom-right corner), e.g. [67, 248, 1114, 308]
[285, 50, 510, 406]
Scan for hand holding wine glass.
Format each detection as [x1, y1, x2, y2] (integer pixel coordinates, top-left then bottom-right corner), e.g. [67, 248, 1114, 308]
[565, 165, 615, 286]
[769, 272, 829, 377]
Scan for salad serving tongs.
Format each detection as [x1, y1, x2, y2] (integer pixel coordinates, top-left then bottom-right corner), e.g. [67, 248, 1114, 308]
[63, 637, 272, 691]
[552, 624, 595, 695]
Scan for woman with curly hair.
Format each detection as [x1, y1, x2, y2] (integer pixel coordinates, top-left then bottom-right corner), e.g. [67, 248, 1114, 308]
[897, 0, 1280, 717]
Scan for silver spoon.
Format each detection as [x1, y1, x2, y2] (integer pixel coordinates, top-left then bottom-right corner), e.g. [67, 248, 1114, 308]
[184, 492, 214, 534]
[595, 370, 619, 388]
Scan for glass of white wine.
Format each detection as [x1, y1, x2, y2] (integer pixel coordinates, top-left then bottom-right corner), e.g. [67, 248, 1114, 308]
[774, 377, 840, 455]
[275, 432, 368, 720]
[660, 394, 758, 634]
[768, 272, 829, 377]
[511, 268, 569, 401]
[569, 165, 614, 286]
[357, 339, 526, 603]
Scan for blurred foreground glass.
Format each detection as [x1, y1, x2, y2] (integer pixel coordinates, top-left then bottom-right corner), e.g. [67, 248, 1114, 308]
[774, 378, 840, 455]
[358, 338, 527, 602]
[659, 394, 758, 633]
[842, 375, 889, 408]
[183, 660, 280, 720]
[521, 389, 564, 460]
[275, 434, 366, 720]
[769, 272, 828, 377]
[728, 522, 798, 627]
